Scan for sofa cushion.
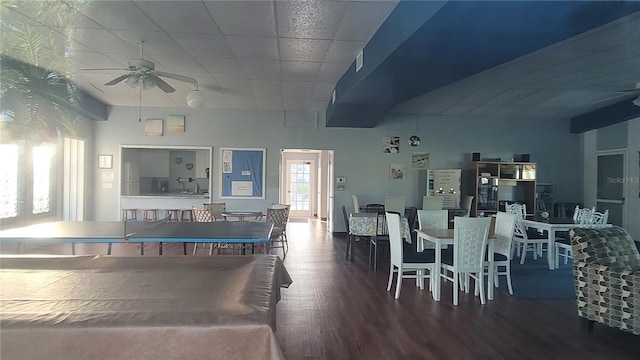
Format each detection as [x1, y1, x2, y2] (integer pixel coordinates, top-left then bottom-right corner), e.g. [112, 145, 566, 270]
[571, 226, 640, 271]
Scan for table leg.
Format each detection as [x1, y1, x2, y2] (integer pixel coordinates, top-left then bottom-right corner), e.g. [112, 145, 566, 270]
[547, 229, 556, 270]
[434, 239, 442, 301]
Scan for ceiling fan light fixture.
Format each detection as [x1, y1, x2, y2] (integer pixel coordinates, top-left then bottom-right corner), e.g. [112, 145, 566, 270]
[125, 74, 140, 88]
[142, 76, 156, 90]
[186, 85, 204, 108]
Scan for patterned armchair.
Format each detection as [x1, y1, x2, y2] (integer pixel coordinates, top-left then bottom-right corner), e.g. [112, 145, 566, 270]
[570, 226, 640, 335]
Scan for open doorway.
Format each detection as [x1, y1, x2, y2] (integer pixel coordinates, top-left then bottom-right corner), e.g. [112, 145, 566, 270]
[280, 149, 334, 231]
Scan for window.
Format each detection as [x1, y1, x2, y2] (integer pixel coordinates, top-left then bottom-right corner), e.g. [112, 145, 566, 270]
[0, 141, 58, 226]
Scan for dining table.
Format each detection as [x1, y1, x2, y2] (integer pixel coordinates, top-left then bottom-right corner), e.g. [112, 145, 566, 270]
[221, 211, 264, 222]
[416, 227, 496, 302]
[521, 217, 612, 270]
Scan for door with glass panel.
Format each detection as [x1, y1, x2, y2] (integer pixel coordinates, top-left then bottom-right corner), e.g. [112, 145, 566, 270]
[596, 150, 626, 227]
[0, 141, 58, 228]
[285, 160, 315, 218]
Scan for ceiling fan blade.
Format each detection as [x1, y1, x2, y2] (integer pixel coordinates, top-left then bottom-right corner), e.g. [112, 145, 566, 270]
[104, 74, 131, 86]
[149, 75, 176, 93]
[156, 71, 197, 85]
[591, 90, 640, 105]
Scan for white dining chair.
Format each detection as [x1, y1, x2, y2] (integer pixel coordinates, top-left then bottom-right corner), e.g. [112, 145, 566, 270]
[422, 195, 444, 210]
[486, 212, 516, 295]
[461, 195, 474, 217]
[440, 216, 492, 305]
[417, 210, 448, 250]
[384, 195, 406, 215]
[386, 211, 435, 299]
[352, 194, 361, 213]
[506, 202, 548, 264]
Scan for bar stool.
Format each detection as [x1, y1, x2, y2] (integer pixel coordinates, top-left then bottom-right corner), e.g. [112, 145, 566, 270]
[121, 209, 138, 221]
[165, 209, 181, 222]
[142, 209, 158, 221]
[180, 209, 193, 222]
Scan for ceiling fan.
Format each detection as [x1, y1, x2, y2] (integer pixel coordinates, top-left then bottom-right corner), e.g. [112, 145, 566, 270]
[82, 41, 198, 93]
[592, 82, 640, 106]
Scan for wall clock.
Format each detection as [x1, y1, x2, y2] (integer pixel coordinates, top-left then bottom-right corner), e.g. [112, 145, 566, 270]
[409, 135, 421, 146]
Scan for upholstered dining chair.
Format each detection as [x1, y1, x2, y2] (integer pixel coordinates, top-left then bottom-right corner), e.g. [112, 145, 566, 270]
[385, 211, 435, 299]
[486, 212, 516, 295]
[342, 205, 371, 261]
[441, 216, 492, 305]
[422, 195, 444, 210]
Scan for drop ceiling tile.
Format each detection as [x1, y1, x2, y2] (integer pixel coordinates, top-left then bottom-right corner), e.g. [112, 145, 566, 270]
[79, 1, 161, 31]
[416, 103, 452, 115]
[251, 80, 283, 99]
[312, 82, 336, 101]
[255, 97, 285, 111]
[206, 1, 276, 37]
[334, 1, 398, 41]
[152, 55, 210, 79]
[135, 1, 220, 35]
[324, 40, 365, 63]
[484, 88, 539, 107]
[226, 36, 279, 60]
[194, 57, 245, 76]
[110, 31, 183, 56]
[279, 38, 332, 62]
[441, 104, 478, 116]
[317, 62, 350, 82]
[240, 60, 281, 75]
[458, 87, 510, 105]
[170, 33, 234, 58]
[281, 61, 322, 81]
[70, 53, 127, 70]
[276, 0, 348, 39]
[71, 28, 140, 54]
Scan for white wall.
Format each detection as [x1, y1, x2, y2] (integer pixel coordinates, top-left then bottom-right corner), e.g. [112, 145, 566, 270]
[93, 106, 583, 232]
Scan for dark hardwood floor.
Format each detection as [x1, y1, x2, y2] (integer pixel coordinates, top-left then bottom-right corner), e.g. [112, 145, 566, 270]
[274, 219, 639, 360]
[4, 219, 638, 359]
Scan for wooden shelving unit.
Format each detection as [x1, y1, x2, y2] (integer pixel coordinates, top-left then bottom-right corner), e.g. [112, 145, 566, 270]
[473, 161, 536, 217]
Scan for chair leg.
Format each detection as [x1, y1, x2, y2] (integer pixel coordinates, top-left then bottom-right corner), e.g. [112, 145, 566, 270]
[453, 272, 459, 306]
[506, 263, 513, 295]
[478, 272, 485, 304]
[387, 265, 395, 292]
[394, 266, 402, 299]
[519, 242, 527, 264]
[345, 235, 351, 260]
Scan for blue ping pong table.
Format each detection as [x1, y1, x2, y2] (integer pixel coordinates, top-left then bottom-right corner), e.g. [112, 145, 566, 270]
[0, 220, 274, 255]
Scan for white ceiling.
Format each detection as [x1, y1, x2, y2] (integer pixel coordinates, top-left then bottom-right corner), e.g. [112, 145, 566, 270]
[2, 1, 639, 121]
[2, 0, 398, 112]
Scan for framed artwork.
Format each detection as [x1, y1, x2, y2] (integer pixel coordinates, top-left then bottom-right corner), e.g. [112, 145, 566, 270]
[167, 115, 185, 133]
[390, 163, 406, 180]
[144, 119, 163, 137]
[219, 147, 266, 199]
[411, 152, 429, 169]
[383, 136, 399, 153]
[98, 154, 113, 169]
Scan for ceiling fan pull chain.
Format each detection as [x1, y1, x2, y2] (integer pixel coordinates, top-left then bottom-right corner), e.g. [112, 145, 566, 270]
[138, 78, 142, 122]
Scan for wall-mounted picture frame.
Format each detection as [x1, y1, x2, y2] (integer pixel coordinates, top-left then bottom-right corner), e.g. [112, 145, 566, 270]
[219, 147, 266, 199]
[167, 115, 185, 133]
[144, 119, 163, 137]
[98, 154, 113, 169]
